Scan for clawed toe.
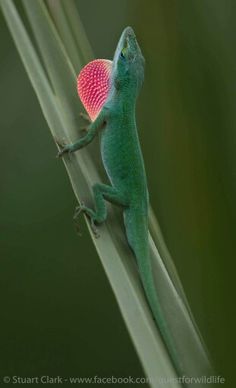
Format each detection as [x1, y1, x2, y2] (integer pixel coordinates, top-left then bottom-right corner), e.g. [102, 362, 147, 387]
[55, 137, 71, 158]
[57, 145, 72, 158]
[73, 203, 100, 238]
[73, 202, 85, 220]
[90, 219, 100, 238]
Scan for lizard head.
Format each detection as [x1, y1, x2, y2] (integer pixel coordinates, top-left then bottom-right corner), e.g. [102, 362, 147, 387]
[77, 27, 144, 121]
[112, 26, 145, 95]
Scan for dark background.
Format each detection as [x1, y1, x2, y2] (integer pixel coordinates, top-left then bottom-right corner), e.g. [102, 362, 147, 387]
[0, 0, 235, 386]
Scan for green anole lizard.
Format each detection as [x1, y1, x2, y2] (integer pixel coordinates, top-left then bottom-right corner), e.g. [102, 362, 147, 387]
[58, 26, 178, 373]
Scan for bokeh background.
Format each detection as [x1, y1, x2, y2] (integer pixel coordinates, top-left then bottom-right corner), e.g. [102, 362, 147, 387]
[0, 0, 235, 386]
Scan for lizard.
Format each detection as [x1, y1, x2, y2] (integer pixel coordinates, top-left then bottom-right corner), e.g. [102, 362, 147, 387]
[58, 26, 178, 373]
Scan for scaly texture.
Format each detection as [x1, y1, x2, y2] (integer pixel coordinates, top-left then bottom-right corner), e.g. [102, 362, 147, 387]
[59, 26, 181, 377]
[77, 59, 112, 121]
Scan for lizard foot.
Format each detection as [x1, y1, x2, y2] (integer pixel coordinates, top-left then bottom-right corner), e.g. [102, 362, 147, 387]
[55, 138, 73, 158]
[74, 203, 100, 238]
[73, 203, 85, 220]
[89, 218, 100, 239]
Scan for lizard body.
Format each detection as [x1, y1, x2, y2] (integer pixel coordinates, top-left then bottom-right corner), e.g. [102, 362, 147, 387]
[59, 26, 177, 372]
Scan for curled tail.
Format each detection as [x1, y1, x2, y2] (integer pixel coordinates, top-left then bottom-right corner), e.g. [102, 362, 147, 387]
[124, 207, 180, 374]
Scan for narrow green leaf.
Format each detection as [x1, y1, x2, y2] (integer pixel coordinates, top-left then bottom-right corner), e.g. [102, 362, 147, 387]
[60, 0, 93, 63]
[45, 0, 196, 329]
[47, 0, 214, 378]
[22, 0, 79, 138]
[45, 0, 81, 72]
[22, 0, 99, 163]
[0, 0, 64, 139]
[1, 0, 213, 385]
[149, 236, 213, 378]
[149, 207, 194, 314]
[46, 0, 93, 70]
[0, 1, 181, 386]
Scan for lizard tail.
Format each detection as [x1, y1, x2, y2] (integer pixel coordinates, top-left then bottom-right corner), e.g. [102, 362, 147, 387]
[124, 208, 180, 374]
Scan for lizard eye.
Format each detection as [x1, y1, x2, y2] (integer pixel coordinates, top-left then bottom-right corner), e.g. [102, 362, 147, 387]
[120, 46, 127, 59]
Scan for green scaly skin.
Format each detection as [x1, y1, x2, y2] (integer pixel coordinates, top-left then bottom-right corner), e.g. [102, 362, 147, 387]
[59, 27, 180, 374]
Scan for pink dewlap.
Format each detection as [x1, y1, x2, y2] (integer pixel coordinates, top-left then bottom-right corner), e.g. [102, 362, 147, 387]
[77, 59, 112, 121]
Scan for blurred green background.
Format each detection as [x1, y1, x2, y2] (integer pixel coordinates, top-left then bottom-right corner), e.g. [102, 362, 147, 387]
[0, 0, 235, 386]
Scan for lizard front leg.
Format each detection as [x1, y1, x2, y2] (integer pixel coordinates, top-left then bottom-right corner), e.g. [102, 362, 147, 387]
[57, 107, 108, 157]
[75, 183, 128, 236]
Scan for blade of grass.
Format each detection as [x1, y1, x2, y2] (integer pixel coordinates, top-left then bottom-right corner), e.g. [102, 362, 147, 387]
[47, 0, 196, 315]
[46, 0, 82, 71]
[149, 207, 212, 359]
[149, 207, 194, 314]
[46, 0, 92, 70]
[149, 236, 213, 378]
[0, 1, 181, 386]
[22, 0, 100, 162]
[1, 0, 213, 384]
[45, 0, 101, 165]
[40, 0, 214, 379]
[21, 0, 80, 138]
[46, 0, 205, 323]
[60, 0, 93, 64]
[0, 0, 63, 139]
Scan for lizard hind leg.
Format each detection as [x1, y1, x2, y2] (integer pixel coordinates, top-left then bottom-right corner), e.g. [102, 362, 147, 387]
[76, 183, 128, 237]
